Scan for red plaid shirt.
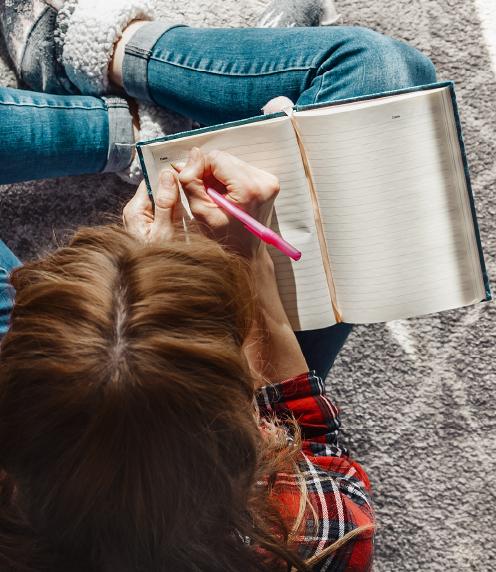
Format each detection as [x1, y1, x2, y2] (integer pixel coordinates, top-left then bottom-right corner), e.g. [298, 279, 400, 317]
[256, 370, 374, 571]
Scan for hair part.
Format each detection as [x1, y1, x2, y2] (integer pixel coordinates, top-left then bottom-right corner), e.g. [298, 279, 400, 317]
[0, 224, 372, 572]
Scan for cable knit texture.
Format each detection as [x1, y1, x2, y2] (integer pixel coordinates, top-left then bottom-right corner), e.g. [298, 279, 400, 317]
[57, 0, 170, 95]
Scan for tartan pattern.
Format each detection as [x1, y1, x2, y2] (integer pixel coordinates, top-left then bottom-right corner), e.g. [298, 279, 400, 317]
[256, 371, 375, 571]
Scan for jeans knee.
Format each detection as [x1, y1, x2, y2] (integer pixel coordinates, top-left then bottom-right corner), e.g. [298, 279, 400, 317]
[341, 27, 437, 92]
[386, 34, 437, 86]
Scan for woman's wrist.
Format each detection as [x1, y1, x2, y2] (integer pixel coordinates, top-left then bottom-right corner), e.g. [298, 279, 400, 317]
[249, 250, 291, 325]
[249, 249, 276, 288]
[245, 250, 309, 387]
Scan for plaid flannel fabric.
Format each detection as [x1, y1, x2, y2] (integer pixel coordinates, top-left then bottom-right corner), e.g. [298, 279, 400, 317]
[256, 371, 375, 571]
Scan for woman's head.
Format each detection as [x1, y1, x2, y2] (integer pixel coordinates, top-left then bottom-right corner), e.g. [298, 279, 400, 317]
[0, 225, 293, 571]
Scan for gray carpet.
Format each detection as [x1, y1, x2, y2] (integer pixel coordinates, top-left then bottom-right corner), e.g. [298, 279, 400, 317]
[0, 1, 495, 571]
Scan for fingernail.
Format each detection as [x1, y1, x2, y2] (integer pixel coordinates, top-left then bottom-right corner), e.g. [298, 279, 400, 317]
[160, 170, 176, 185]
[191, 146, 201, 160]
[170, 160, 186, 171]
[183, 149, 196, 169]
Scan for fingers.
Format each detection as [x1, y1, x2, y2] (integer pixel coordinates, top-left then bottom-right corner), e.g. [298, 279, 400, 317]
[204, 149, 256, 194]
[177, 146, 248, 190]
[124, 180, 152, 215]
[179, 147, 278, 202]
[123, 181, 153, 236]
[123, 174, 181, 243]
[207, 149, 280, 202]
[177, 146, 280, 231]
[169, 146, 282, 257]
[177, 147, 225, 227]
[153, 169, 180, 226]
[176, 147, 207, 202]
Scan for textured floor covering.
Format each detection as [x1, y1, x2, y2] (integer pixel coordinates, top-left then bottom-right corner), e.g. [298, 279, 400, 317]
[0, 1, 495, 570]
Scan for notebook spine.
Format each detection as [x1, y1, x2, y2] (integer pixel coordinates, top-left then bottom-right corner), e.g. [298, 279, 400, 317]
[282, 108, 343, 324]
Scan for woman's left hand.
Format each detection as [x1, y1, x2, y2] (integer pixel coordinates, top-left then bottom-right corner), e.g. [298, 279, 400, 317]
[123, 170, 182, 243]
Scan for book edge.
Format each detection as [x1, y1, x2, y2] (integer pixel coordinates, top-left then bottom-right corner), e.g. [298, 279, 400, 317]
[136, 144, 152, 197]
[446, 82, 493, 302]
[293, 80, 453, 112]
[136, 110, 287, 149]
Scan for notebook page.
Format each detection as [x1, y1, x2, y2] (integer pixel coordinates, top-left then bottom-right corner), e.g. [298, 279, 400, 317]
[295, 88, 486, 323]
[142, 116, 335, 330]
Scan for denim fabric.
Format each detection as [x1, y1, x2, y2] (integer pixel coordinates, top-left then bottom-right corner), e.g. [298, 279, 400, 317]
[101, 96, 135, 174]
[0, 87, 133, 184]
[293, 323, 352, 381]
[122, 22, 190, 103]
[123, 24, 436, 125]
[122, 23, 436, 375]
[0, 241, 21, 341]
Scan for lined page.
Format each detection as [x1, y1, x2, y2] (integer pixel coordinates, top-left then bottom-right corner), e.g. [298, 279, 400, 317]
[143, 116, 335, 330]
[295, 88, 486, 323]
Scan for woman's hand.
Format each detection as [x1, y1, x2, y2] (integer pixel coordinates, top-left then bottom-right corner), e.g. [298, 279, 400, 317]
[122, 94, 307, 384]
[123, 94, 293, 251]
[122, 171, 182, 242]
[122, 148, 280, 259]
[175, 147, 280, 260]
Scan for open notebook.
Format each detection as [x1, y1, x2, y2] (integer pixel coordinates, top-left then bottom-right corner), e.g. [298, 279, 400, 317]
[137, 81, 491, 331]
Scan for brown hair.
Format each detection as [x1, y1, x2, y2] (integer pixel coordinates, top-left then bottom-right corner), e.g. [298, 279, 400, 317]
[0, 224, 372, 571]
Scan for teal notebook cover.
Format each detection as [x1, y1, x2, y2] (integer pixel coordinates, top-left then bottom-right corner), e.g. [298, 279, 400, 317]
[137, 80, 491, 303]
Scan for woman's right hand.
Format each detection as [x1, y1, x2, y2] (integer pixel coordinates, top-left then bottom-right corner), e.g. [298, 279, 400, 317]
[175, 146, 308, 383]
[174, 147, 280, 260]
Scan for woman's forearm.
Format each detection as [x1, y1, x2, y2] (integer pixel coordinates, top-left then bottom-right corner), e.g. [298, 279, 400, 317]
[244, 251, 308, 388]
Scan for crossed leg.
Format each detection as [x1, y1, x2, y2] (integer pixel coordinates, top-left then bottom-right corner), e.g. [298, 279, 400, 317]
[0, 22, 436, 371]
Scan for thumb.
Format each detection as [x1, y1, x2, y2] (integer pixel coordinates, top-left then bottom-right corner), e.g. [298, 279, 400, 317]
[153, 169, 180, 227]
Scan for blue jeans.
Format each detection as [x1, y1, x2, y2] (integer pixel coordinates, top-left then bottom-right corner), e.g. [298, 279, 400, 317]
[0, 242, 21, 339]
[0, 25, 436, 378]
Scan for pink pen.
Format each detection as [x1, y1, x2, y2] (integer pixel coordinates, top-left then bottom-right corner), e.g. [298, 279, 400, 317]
[204, 187, 301, 261]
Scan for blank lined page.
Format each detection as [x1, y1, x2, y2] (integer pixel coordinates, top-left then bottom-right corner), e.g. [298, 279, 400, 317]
[144, 116, 336, 330]
[295, 88, 486, 323]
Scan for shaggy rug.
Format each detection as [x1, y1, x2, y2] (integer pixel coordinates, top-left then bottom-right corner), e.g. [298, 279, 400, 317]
[0, 1, 494, 570]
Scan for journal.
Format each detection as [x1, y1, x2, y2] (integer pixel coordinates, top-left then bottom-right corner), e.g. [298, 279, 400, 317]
[137, 81, 491, 331]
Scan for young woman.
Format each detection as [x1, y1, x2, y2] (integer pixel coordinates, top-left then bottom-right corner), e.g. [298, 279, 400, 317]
[0, 146, 374, 571]
[0, 2, 438, 568]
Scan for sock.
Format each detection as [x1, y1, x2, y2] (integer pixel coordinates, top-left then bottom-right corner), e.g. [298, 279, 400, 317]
[0, 0, 76, 93]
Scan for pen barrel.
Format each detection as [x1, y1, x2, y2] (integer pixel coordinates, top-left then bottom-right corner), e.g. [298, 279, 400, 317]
[255, 227, 302, 261]
[205, 187, 301, 261]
